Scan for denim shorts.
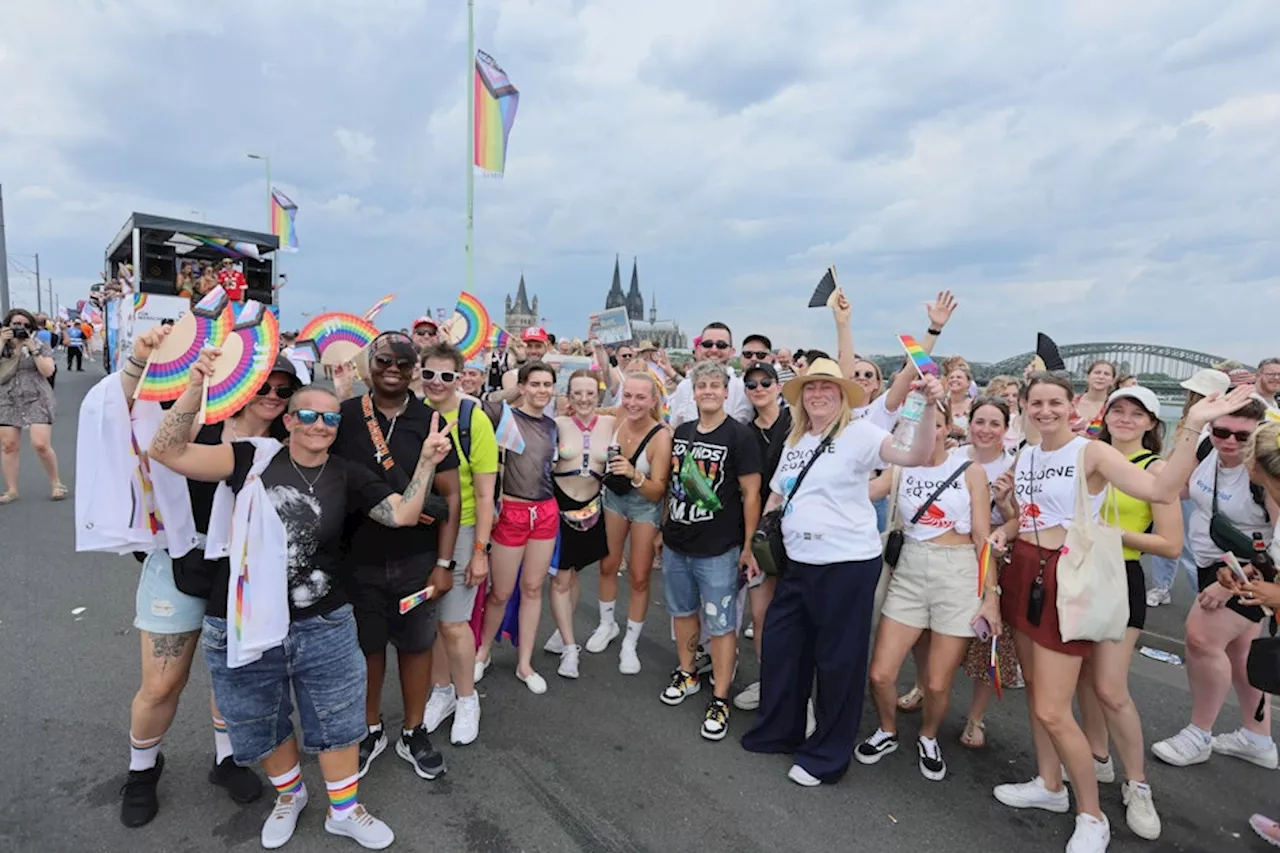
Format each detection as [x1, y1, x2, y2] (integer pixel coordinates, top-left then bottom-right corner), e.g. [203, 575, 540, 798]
[603, 488, 664, 526]
[134, 551, 207, 634]
[202, 604, 368, 765]
[662, 546, 740, 636]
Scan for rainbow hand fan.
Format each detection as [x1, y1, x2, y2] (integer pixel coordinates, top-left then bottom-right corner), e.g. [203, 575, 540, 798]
[898, 334, 939, 378]
[135, 286, 234, 401]
[202, 301, 280, 424]
[445, 291, 492, 359]
[297, 312, 379, 366]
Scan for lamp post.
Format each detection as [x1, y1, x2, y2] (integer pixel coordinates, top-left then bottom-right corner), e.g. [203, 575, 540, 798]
[247, 153, 276, 305]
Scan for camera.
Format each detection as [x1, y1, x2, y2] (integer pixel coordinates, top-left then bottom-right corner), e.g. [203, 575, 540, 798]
[11, 326, 29, 340]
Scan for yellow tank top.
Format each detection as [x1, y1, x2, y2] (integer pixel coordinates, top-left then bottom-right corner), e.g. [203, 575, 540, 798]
[1114, 449, 1159, 561]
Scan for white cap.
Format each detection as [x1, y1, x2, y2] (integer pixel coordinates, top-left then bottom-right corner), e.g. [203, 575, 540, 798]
[1106, 385, 1160, 417]
[1180, 368, 1230, 397]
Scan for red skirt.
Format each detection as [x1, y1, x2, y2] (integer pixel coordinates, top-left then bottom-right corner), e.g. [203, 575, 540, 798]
[1000, 539, 1093, 658]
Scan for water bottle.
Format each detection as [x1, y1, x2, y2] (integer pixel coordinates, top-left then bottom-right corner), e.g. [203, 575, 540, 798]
[892, 390, 928, 451]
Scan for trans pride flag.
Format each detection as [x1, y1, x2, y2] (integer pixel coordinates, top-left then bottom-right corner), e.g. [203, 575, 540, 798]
[474, 50, 519, 175]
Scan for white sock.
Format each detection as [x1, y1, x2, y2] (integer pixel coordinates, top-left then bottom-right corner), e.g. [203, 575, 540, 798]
[599, 600, 616, 625]
[432, 683, 455, 699]
[919, 735, 939, 754]
[1243, 728, 1274, 749]
[1189, 724, 1212, 744]
[129, 733, 162, 771]
[212, 717, 234, 763]
[623, 619, 644, 648]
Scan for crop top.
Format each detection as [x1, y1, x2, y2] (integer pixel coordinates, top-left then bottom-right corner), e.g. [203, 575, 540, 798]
[897, 451, 973, 542]
[1015, 436, 1105, 533]
[611, 424, 655, 475]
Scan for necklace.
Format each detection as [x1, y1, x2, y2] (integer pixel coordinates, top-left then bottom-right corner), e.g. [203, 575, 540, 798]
[376, 395, 411, 461]
[289, 455, 328, 494]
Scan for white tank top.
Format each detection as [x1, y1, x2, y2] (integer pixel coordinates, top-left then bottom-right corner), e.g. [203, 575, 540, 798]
[897, 451, 973, 542]
[1187, 451, 1272, 567]
[1015, 436, 1105, 533]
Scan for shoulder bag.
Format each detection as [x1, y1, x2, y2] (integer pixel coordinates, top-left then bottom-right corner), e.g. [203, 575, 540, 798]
[752, 427, 837, 578]
[1055, 443, 1127, 643]
[882, 460, 972, 568]
[604, 424, 664, 496]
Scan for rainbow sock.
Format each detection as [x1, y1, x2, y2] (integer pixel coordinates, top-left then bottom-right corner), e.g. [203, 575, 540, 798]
[129, 732, 163, 772]
[268, 764, 304, 798]
[212, 716, 234, 763]
[326, 772, 359, 821]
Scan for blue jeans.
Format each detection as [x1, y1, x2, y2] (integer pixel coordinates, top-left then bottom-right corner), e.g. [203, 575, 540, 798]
[202, 604, 367, 765]
[662, 546, 740, 636]
[1150, 498, 1196, 593]
[873, 495, 889, 534]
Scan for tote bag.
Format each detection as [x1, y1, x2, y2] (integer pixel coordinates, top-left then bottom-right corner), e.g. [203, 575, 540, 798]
[1056, 444, 1128, 643]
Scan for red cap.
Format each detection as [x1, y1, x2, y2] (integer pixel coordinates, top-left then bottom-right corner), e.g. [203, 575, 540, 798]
[412, 316, 438, 332]
[521, 326, 548, 343]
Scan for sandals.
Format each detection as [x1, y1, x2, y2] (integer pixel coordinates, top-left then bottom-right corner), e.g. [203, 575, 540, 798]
[960, 717, 986, 749]
[50, 482, 68, 501]
[896, 685, 924, 713]
[0, 490, 16, 505]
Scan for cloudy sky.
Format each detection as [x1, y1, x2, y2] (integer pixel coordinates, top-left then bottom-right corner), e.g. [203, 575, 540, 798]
[1, 0, 1276, 364]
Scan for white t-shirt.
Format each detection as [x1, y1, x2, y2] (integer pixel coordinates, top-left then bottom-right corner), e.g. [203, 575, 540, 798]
[897, 451, 974, 541]
[1187, 451, 1271, 567]
[769, 420, 890, 563]
[854, 394, 899, 433]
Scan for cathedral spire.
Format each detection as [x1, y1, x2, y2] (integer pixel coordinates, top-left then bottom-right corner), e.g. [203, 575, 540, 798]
[625, 256, 644, 321]
[604, 254, 626, 311]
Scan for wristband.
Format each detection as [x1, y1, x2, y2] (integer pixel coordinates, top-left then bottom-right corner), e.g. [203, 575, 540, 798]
[631, 472, 645, 488]
[474, 541, 491, 554]
[128, 355, 147, 369]
[927, 327, 943, 336]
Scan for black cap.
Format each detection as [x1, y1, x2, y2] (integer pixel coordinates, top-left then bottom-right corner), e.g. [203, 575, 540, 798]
[744, 362, 778, 382]
[270, 355, 304, 386]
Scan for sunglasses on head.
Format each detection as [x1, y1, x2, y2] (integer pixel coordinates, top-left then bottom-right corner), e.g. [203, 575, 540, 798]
[744, 378, 775, 390]
[374, 354, 416, 371]
[699, 340, 730, 350]
[1211, 426, 1253, 443]
[421, 369, 457, 383]
[256, 382, 295, 399]
[742, 350, 770, 360]
[293, 409, 341, 427]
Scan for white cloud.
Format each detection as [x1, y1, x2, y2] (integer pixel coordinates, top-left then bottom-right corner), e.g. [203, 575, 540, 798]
[0, 0, 1277, 366]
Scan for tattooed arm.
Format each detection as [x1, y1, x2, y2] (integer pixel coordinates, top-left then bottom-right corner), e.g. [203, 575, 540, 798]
[146, 351, 236, 482]
[367, 453, 437, 528]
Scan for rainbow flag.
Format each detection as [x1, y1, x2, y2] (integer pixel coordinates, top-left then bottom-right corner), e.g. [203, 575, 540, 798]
[989, 636, 1004, 699]
[363, 294, 395, 322]
[898, 334, 939, 377]
[270, 189, 299, 252]
[488, 324, 510, 350]
[474, 50, 520, 176]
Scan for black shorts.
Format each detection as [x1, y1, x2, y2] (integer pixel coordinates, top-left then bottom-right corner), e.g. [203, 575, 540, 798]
[1124, 559, 1146, 631]
[351, 553, 440, 654]
[1197, 563, 1266, 624]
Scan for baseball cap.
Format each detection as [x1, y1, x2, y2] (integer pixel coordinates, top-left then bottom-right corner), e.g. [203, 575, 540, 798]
[1105, 385, 1159, 418]
[1180, 369, 1230, 397]
[269, 355, 304, 387]
[412, 316, 438, 332]
[744, 362, 779, 383]
[522, 326, 549, 343]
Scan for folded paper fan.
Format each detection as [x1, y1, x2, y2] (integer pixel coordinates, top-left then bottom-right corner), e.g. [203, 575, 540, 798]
[809, 266, 839, 308]
[136, 287, 234, 401]
[449, 291, 491, 359]
[202, 302, 280, 424]
[1036, 333, 1065, 372]
[297, 312, 379, 366]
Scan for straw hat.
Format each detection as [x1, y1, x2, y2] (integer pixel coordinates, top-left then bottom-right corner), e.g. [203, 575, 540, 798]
[782, 358, 865, 409]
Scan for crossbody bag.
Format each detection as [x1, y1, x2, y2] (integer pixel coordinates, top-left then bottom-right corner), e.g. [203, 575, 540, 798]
[882, 460, 972, 568]
[752, 427, 837, 578]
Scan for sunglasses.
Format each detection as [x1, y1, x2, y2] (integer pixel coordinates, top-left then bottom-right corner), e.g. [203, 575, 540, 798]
[374, 354, 417, 371]
[412, 328, 436, 336]
[617, 352, 635, 360]
[744, 378, 775, 390]
[742, 350, 770, 360]
[256, 382, 295, 399]
[851, 370, 878, 380]
[699, 340, 730, 350]
[421, 369, 457, 383]
[293, 409, 342, 428]
[1211, 426, 1253, 443]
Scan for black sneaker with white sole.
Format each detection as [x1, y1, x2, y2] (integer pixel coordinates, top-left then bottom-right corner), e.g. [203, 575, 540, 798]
[120, 753, 165, 828]
[854, 730, 899, 765]
[701, 698, 730, 741]
[357, 726, 388, 779]
[396, 725, 447, 780]
[917, 737, 946, 781]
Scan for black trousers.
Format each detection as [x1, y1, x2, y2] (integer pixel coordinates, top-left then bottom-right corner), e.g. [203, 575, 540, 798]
[741, 556, 882, 783]
[67, 346, 83, 371]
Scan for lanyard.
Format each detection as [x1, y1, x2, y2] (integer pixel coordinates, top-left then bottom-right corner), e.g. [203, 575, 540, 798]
[573, 415, 597, 477]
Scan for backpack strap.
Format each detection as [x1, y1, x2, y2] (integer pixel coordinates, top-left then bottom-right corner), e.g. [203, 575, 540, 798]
[457, 398, 475, 464]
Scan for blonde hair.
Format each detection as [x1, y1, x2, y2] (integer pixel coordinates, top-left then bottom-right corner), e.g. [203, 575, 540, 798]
[568, 338, 586, 356]
[622, 368, 663, 422]
[787, 380, 853, 446]
[1248, 422, 1280, 497]
[1176, 391, 1205, 432]
[942, 357, 972, 380]
[986, 374, 1019, 396]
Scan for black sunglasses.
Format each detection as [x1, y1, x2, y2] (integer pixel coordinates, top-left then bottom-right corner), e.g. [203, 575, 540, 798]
[617, 352, 635, 360]
[744, 378, 775, 390]
[256, 382, 295, 399]
[374, 354, 416, 371]
[421, 369, 457, 383]
[294, 409, 341, 427]
[1211, 426, 1253, 443]
[699, 340, 730, 350]
[851, 369, 878, 380]
[742, 350, 770, 360]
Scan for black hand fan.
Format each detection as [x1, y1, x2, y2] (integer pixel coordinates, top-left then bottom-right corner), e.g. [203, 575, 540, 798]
[809, 266, 839, 308]
[1035, 333, 1065, 372]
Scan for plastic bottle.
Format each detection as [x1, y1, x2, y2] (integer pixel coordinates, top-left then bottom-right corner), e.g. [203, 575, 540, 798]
[892, 390, 929, 451]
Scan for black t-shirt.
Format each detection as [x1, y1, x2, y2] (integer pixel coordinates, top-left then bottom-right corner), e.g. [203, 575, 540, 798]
[212, 444, 394, 620]
[664, 416, 763, 557]
[331, 394, 460, 564]
[752, 407, 793, 486]
[171, 423, 226, 599]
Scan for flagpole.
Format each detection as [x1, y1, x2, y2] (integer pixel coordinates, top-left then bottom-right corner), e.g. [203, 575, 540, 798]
[465, 0, 475, 298]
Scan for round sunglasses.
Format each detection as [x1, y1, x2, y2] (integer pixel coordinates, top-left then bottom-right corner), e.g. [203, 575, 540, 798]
[293, 409, 342, 428]
[742, 350, 770, 361]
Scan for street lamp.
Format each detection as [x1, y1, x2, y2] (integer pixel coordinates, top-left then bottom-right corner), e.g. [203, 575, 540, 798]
[247, 152, 277, 306]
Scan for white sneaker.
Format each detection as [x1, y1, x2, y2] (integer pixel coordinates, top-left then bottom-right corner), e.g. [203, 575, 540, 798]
[1062, 755, 1115, 785]
[787, 764, 821, 787]
[1212, 728, 1280, 769]
[1145, 586, 1172, 607]
[585, 621, 619, 653]
[805, 699, 817, 738]
[733, 681, 761, 711]
[473, 656, 491, 685]
[557, 645, 581, 679]
[1151, 725, 1212, 767]
[993, 777, 1070, 813]
[744, 623, 755, 639]
[1122, 780, 1161, 840]
[423, 685, 456, 734]
[451, 693, 480, 746]
[517, 669, 548, 695]
[325, 803, 395, 850]
[619, 645, 641, 675]
[543, 630, 566, 655]
[261, 789, 308, 849]
[1065, 813, 1110, 853]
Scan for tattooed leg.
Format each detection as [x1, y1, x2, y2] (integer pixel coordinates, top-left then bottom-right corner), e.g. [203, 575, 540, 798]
[674, 615, 701, 675]
[132, 630, 201, 743]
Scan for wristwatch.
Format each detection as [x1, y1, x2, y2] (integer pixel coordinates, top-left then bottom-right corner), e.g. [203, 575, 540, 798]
[985, 585, 1002, 596]
[436, 558, 455, 570]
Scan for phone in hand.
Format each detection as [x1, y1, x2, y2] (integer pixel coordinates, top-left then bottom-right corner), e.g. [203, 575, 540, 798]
[970, 615, 992, 643]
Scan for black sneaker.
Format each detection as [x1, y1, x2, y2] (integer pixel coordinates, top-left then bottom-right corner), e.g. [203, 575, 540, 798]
[854, 730, 899, 765]
[209, 755, 264, 804]
[701, 698, 731, 741]
[120, 753, 164, 828]
[917, 738, 947, 781]
[395, 725, 447, 780]
[357, 725, 388, 779]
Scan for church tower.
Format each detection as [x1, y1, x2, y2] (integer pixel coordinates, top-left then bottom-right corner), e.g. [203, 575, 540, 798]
[604, 254, 626, 312]
[625, 257, 644, 321]
[504, 274, 538, 336]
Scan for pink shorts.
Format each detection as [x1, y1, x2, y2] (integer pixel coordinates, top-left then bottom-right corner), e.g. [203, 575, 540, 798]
[492, 498, 559, 548]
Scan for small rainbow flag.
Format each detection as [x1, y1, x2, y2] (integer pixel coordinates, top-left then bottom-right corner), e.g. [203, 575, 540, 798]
[363, 294, 395, 322]
[452, 291, 491, 359]
[989, 636, 1004, 699]
[898, 334, 938, 377]
[398, 585, 436, 615]
[977, 538, 995, 600]
[270, 188, 299, 252]
[474, 50, 520, 176]
[1085, 410, 1104, 438]
[488, 324, 510, 350]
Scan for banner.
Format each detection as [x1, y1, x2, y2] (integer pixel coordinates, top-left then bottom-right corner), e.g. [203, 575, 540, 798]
[591, 307, 633, 345]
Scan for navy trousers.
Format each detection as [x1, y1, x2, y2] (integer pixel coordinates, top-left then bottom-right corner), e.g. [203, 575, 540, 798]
[741, 557, 881, 783]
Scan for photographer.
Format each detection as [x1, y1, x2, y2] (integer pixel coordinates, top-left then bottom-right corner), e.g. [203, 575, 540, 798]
[0, 308, 66, 503]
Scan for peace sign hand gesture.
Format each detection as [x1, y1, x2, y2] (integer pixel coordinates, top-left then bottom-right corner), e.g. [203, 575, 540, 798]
[421, 411, 457, 466]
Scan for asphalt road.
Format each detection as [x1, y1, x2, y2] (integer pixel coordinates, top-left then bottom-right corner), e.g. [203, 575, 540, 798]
[1, 366, 1274, 853]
